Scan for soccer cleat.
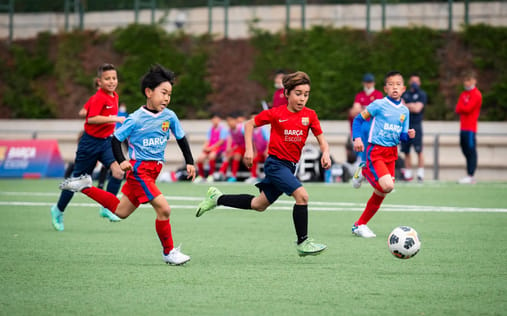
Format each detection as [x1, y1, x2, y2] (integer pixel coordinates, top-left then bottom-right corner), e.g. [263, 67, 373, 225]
[295, 238, 327, 257]
[50, 205, 64, 231]
[59, 174, 92, 192]
[352, 163, 365, 189]
[244, 176, 259, 184]
[162, 245, 190, 265]
[195, 186, 222, 217]
[458, 176, 476, 184]
[99, 207, 121, 222]
[194, 176, 205, 184]
[206, 175, 214, 183]
[352, 224, 376, 238]
[226, 177, 237, 182]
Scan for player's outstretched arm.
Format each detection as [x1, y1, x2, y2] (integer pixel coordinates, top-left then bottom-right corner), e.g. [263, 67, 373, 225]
[243, 119, 256, 168]
[176, 136, 195, 181]
[315, 134, 331, 169]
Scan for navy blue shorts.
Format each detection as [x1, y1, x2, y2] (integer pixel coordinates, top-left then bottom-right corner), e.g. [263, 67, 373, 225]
[255, 155, 302, 204]
[72, 132, 116, 177]
[401, 123, 423, 154]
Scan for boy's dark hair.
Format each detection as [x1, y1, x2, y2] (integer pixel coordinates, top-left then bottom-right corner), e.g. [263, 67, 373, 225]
[210, 112, 222, 119]
[409, 72, 420, 79]
[462, 70, 477, 80]
[97, 63, 116, 77]
[384, 70, 404, 85]
[141, 64, 176, 97]
[283, 71, 311, 95]
[275, 69, 287, 75]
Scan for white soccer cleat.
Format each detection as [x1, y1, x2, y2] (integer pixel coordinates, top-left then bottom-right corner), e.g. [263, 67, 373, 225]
[352, 224, 377, 238]
[162, 245, 190, 265]
[244, 176, 259, 184]
[59, 174, 92, 192]
[458, 176, 476, 184]
[352, 164, 365, 189]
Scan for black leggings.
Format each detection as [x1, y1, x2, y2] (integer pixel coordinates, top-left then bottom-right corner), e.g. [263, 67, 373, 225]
[460, 131, 477, 176]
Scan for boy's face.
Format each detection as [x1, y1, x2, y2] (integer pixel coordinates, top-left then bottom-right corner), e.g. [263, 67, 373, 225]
[383, 74, 406, 101]
[98, 70, 118, 95]
[145, 81, 172, 112]
[274, 74, 284, 89]
[211, 116, 221, 126]
[463, 77, 476, 90]
[286, 84, 310, 113]
[226, 117, 237, 129]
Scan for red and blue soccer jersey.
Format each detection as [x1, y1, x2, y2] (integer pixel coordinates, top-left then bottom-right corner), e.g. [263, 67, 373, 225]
[366, 97, 410, 147]
[254, 106, 323, 163]
[84, 88, 119, 138]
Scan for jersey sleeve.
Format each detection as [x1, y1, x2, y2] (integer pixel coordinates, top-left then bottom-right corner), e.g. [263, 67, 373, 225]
[419, 91, 428, 105]
[170, 113, 186, 140]
[310, 110, 323, 136]
[114, 115, 136, 142]
[219, 127, 229, 140]
[353, 92, 362, 104]
[86, 94, 104, 118]
[254, 109, 273, 127]
[403, 109, 410, 134]
[365, 101, 379, 117]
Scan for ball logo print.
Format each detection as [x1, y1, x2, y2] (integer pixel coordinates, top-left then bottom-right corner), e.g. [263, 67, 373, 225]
[388, 226, 421, 259]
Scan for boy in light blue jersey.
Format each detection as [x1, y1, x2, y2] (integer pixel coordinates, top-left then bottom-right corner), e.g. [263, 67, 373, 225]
[351, 71, 415, 238]
[59, 65, 196, 265]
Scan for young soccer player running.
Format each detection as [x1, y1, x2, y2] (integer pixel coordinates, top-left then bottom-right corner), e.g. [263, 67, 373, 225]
[351, 71, 415, 238]
[59, 65, 196, 265]
[51, 63, 125, 231]
[196, 71, 331, 256]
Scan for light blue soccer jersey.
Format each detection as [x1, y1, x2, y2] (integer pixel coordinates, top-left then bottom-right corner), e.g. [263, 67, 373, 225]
[114, 106, 185, 161]
[366, 97, 410, 147]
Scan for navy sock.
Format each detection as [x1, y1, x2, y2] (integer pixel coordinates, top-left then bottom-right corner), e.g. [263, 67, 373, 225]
[293, 204, 308, 244]
[217, 194, 254, 209]
[106, 175, 122, 196]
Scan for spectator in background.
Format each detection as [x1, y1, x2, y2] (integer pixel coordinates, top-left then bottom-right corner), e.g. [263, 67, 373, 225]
[349, 73, 383, 188]
[245, 112, 270, 184]
[271, 69, 287, 108]
[456, 71, 482, 184]
[401, 73, 427, 182]
[217, 113, 245, 182]
[195, 113, 229, 183]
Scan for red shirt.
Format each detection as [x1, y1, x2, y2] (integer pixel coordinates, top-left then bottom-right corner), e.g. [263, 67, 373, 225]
[456, 87, 482, 132]
[271, 88, 287, 108]
[349, 89, 383, 128]
[254, 106, 323, 163]
[84, 88, 119, 138]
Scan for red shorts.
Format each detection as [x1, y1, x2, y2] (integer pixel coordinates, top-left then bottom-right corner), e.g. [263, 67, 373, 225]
[363, 145, 397, 192]
[121, 160, 163, 207]
[228, 146, 245, 157]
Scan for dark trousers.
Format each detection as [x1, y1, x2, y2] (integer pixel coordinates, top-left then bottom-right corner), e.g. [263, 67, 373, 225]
[460, 130, 477, 176]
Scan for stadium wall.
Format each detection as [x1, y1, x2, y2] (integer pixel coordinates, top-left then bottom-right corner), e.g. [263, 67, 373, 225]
[1, 2, 506, 40]
[0, 119, 506, 182]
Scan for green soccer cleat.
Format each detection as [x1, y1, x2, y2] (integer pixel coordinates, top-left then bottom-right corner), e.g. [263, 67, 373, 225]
[195, 187, 222, 217]
[99, 207, 121, 222]
[50, 204, 64, 232]
[295, 238, 327, 257]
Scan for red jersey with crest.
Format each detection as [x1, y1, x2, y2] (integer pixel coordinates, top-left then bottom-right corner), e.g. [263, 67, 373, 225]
[254, 106, 323, 163]
[84, 88, 119, 138]
[455, 87, 482, 132]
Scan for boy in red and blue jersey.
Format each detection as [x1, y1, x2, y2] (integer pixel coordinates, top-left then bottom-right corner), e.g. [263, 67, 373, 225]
[196, 114, 229, 182]
[59, 64, 196, 265]
[351, 71, 415, 238]
[50, 63, 125, 232]
[196, 71, 331, 257]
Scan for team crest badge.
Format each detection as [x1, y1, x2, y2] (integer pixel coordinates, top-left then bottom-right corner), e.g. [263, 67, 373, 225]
[400, 114, 406, 123]
[301, 117, 309, 126]
[162, 121, 170, 132]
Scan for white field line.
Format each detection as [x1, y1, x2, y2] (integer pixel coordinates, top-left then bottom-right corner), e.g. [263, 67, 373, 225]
[0, 192, 506, 213]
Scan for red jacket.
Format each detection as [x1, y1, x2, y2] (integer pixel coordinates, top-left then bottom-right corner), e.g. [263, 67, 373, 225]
[456, 87, 482, 132]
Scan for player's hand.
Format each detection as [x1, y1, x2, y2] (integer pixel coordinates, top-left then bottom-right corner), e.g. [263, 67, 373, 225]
[186, 164, 196, 181]
[120, 160, 133, 172]
[321, 151, 331, 169]
[408, 128, 416, 139]
[353, 138, 364, 152]
[243, 149, 254, 169]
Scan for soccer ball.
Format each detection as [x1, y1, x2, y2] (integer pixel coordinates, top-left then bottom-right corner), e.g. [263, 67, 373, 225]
[387, 226, 421, 259]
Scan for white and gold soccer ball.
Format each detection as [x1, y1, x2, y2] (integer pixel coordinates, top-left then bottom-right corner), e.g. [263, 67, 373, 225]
[388, 226, 421, 259]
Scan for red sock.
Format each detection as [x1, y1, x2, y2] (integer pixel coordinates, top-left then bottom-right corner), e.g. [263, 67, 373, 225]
[219, 161, 229, 174]
[251, 159, 258, 178]
[231, 159, 240, 177]
[356, 192, 385, 225]
[156, 219, 174, 255]
[197, 162, 205, 177]
[82, 187, 119, 212]
[209, 159, 216, 174]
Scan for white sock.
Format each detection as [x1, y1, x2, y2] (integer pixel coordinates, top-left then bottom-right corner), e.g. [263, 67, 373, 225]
[417, 168, 424, 179]
[404, 169, 413, 179]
